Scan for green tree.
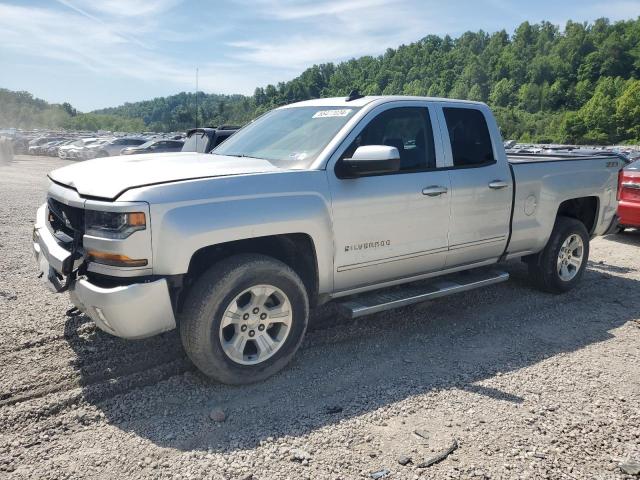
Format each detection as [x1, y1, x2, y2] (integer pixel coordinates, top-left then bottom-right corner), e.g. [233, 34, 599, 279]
[616, 79, 640, 141]
[489, 78, 516, 107]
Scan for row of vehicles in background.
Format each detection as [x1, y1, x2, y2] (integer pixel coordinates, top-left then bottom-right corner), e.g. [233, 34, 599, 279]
[35, 135, 185, 160]
[11, 126, 241, 160]
[505, 142, 640, 165]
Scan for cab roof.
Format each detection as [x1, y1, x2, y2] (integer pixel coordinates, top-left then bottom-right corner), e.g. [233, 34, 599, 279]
[281, 95, 486, 109]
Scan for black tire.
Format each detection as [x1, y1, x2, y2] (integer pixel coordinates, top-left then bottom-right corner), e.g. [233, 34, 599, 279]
[615, 226, 627, 234]
[179, 254, 309, 384]
[528, 216, 590, 294]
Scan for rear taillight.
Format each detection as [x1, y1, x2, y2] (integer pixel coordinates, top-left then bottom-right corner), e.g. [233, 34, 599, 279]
[618, 169, 623, 201]
[619, 169, 640, 202]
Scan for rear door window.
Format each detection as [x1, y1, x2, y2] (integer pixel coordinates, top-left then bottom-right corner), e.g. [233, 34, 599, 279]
[443, 108, 495, 167]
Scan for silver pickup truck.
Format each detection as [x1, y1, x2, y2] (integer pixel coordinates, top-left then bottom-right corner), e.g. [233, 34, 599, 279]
[33, 95, 621, 384]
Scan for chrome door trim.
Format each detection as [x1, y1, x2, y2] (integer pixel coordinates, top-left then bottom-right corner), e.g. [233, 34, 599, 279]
[449, 235, 507, 251]
[336, 246, 448, 272]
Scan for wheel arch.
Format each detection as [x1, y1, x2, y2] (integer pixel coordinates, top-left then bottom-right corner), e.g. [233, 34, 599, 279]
[182, 233, 320, 310]
[556, 196, 599, 235]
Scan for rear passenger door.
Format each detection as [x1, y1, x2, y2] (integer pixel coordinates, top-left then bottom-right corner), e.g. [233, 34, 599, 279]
[437, 104, 512, 267]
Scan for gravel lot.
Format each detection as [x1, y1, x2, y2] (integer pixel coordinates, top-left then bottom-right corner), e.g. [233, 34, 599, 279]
[1, 155, 639, 480]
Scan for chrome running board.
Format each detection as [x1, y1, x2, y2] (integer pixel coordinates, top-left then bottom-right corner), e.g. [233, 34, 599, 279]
[336, 269, 509, 319]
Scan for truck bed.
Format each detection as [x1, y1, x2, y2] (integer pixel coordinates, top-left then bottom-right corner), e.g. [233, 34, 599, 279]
[507, 152, 621, 164]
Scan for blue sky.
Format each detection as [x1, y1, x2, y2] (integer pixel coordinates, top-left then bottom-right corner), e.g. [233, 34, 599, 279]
[1, 0, 639, 111]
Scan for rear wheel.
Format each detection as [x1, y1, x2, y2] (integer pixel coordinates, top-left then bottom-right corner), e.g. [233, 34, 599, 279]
[179, 254, 309, 384]
[528, 216, 589, 294]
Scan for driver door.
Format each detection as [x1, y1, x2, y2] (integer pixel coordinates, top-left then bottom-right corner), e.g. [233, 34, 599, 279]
[327, 102, 451, 292]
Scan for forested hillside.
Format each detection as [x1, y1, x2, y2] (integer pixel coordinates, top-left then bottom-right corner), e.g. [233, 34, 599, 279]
[262, 18, 640, 144]
[3, 18, 640, 143]
[0, 89, 145, 132]
[93, 92, 253, 132]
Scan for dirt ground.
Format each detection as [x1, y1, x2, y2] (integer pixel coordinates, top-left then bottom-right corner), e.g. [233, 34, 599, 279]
[0, 155, 639, 480]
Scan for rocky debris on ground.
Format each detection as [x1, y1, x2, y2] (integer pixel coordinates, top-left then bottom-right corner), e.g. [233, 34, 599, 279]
[208, 408, 226, 422]
[620, 459, 640, 475]
[370, 468, 390, 478]
[417, 439, 459, 468]
[323, 405, 343, 414]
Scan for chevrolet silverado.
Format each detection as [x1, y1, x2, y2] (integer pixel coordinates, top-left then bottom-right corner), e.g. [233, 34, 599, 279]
[33, 95, 621, 384]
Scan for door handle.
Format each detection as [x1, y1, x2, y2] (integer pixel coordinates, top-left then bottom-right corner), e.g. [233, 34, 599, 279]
[488, 180, 509, 189]
[422, 185, 448, 197]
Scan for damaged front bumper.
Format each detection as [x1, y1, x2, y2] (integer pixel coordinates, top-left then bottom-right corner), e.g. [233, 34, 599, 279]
[33, 204, 176, 339]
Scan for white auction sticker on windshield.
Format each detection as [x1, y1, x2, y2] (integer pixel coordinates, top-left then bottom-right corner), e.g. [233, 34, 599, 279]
[312, 109, 353, 118]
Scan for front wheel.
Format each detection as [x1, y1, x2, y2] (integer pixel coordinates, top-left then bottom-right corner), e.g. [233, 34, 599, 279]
[179, 254, 309, 384]
[528, 216, 590, 294]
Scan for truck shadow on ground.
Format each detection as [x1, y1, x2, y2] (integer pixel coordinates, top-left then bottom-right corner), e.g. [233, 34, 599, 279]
[64, 259, 639, 453]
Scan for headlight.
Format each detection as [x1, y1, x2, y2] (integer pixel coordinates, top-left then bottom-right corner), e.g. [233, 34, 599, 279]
[84, 210, 146, 239]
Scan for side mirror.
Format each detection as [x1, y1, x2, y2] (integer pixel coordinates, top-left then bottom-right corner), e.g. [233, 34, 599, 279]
[342, 145, 401, 177]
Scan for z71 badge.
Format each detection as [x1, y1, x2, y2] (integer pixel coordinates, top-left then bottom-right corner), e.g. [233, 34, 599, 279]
[345, 240, 391, 252]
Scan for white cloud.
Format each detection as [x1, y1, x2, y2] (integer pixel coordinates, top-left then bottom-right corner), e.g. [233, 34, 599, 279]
[0, 3, 257, 102]
[247, 0, 401, 20]
[227, 0, 447, 69]
[66, 0, 184, 18]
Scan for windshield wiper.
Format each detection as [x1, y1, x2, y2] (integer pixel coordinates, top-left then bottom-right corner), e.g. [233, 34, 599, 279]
[223, 153, 269, 161]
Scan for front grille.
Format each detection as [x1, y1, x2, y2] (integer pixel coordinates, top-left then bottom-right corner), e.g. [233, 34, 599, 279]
[47, 197, 85, 242]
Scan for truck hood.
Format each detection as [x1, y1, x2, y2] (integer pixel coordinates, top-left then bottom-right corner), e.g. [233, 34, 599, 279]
[49, 152, 281, 199]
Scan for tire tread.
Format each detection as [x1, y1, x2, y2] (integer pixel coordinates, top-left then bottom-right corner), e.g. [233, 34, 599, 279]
[179, 254, 308, 384]
[528, 216, 589, 294]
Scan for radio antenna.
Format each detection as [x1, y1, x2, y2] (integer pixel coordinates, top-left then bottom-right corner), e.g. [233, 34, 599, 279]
[195, 67, 199, 151]
[195, 67, 199, 129]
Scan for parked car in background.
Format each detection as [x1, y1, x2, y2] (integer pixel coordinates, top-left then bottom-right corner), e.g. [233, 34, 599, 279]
[617, 159, 640, 232]
[120, 139, 184, 155]
[93, 137, 147, 158]
[29, 136, 57, 148]
[41, 140, 68, 156]
[48, 139, 75, 157]
[58, 138, 97, 159]
[80, 138, 113, 160]
[29, 137, 66, 155]
[181, 127, 239, 153]
[69, 139, 101, 160]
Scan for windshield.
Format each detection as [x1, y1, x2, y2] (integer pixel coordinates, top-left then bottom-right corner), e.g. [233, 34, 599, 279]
[214, 106, 359, 167]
